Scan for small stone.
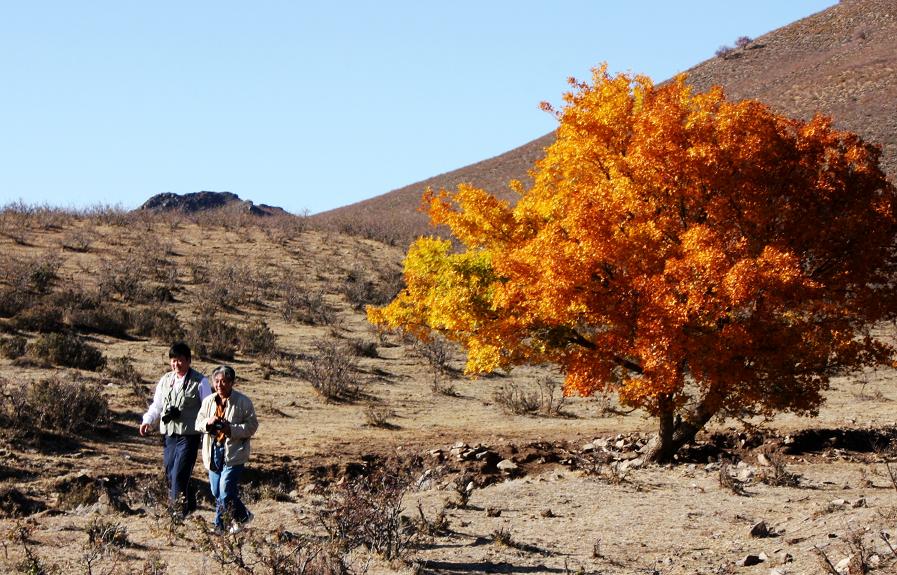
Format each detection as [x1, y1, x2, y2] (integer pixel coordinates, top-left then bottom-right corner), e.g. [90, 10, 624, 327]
[851, 497, 866, 508]
[750, 521, 770, 538]
[830, 498, 847, 507]
[736, 554, 763, 567]
[757, 453, 771, 466]
[835, 556, 851, 572]
[496, 459, 518, 473]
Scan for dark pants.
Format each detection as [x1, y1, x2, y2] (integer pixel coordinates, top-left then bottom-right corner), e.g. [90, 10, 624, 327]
[163, 433, 201, 516]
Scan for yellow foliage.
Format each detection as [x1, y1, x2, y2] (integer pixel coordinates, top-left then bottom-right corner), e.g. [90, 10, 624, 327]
[369, 65, 897, 424]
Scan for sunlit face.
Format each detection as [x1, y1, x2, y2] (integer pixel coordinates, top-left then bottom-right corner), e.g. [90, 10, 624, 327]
[214, 373, 234, 398]
[170, 355, 190, 376]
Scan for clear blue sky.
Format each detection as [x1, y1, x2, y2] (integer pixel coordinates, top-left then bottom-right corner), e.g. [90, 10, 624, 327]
[0, 1, 836, 215]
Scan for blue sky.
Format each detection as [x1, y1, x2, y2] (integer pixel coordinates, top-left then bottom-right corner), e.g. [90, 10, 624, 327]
[0, 1, 835, 215]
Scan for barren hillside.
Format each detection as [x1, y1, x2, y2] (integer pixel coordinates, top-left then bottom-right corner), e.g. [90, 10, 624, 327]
[0, 208, 895, 574]
[311, 0, 897, 246]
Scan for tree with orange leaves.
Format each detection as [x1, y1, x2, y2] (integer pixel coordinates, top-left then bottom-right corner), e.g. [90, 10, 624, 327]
[368, 66, 897, 462]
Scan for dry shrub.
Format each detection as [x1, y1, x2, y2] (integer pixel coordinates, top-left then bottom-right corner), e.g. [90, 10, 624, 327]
[80, 203, 133, 226]
[363, 404, 394, 428]
[757, 452, 801, 487]
[280, 284, 337, 326]
[492, 378, 567, 416]
[262, 213, 309, 245]
[492, 383, 540, 415]
[413, 335, 456, 395]
[65, 303, 132, 339]
[60, 228, 95, 252]
[25, 332, 106, 371]
[348, 338, 378, 358]
[718, 461, 748, 496]
[188, 311, 236, 360]
[317, 464, 416, 562]
[303, 339, 361, 402]
[0, 253, 63, 297]
[0, 336, 26, 359]
[200, 259, 272, 310]
[10, 302, 64, 333]
[193, 517, 349, 575]
[84, 516, 129, 549]
[0, 374, 109, 435]
[238, 319, 277, 357]
[131, 307, 185, 343]
[340, 267, 403, 311]
[97, 256, 154, 303]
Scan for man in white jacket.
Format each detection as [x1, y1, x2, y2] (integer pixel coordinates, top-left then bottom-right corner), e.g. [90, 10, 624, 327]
[139, 342, 211, 518]
[196, 365, 259, 534]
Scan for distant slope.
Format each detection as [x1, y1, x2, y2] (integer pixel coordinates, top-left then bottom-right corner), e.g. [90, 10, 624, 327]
[311, 0, 897, 246]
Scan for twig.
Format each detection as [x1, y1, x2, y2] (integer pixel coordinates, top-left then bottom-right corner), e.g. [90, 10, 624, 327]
[881, 531, 897, 559]
[814, 545, 840, 575]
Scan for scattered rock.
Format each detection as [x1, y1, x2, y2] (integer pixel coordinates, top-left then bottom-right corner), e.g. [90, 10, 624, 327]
[736, 554, 764, 567]
[750, 521, 770, 538]
[496, 459, 518, 473]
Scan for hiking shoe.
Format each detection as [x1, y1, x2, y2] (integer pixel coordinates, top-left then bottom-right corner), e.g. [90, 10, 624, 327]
[228, 511, 254, 534]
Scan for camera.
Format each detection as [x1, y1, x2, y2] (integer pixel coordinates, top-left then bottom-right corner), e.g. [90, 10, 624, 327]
[208, 419, 226, 433]
[161, 406, 181, 424]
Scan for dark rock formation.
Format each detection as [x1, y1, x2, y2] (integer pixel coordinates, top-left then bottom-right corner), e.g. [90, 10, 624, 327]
[138, 191, 288, 216]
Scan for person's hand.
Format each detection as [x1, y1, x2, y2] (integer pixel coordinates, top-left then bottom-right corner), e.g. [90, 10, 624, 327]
[205, 417, 217, 428]
[139, 423, 152, 436]
[220, 420, 232, 437]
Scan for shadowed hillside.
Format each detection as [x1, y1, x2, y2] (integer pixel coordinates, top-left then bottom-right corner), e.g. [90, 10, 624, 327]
[311, 0, 897, 246]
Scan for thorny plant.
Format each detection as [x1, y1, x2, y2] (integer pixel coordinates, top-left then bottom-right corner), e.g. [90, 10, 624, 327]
[316, 467, 416, 562]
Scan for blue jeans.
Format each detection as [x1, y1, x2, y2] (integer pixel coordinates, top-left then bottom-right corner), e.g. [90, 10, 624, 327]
[163, 434, 200, 516]
[209, 442, 249, 529]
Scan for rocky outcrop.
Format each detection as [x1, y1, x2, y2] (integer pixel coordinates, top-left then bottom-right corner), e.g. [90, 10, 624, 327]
[138, 191, 288, 216]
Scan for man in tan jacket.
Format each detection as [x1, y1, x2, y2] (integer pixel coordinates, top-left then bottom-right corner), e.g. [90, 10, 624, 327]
[195, 365, 258, 534]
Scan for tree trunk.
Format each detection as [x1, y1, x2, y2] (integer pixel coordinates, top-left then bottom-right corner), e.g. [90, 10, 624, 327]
[644, 397, 718, 464]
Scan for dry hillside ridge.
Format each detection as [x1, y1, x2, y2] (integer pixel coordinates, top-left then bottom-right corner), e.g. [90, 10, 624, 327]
[312, 0, 897, 246]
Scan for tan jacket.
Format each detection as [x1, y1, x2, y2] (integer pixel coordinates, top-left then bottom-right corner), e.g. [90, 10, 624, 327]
[195, 389, 258, 469]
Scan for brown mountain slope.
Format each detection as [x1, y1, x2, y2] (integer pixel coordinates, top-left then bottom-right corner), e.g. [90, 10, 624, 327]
[311, 0, 897, 246]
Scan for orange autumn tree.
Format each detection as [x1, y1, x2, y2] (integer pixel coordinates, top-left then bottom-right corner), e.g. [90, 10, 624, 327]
[368, 66, 897, 462]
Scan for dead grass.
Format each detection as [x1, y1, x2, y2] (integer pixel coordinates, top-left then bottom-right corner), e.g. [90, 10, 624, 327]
[0, 211, 896, 573]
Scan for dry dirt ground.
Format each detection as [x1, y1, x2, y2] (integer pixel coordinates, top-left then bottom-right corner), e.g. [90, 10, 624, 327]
[0, 213, 896, 574]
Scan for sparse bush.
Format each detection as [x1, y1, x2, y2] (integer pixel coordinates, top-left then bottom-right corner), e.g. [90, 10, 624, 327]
[317, 465, 416, 561]
[105, 356, 147, 402]
[60, 228, 95, 252]
[757, 452, 801, 487]
[0, 336, 27, 359]
[84, 516, 129, 548]
[492, 382, 541, 415]
[303, 339, 361, 402]
[280, 285, 337, 326]
[340, 267, 404, 311]
[715, 45, 734, 58]
[97, 256, 150, 302]
[188, 311, 236, 360]
[10, 302, 64, 333]
[348, 338, 378, 358]
[413, 335, 456, 395]
[363, 404, 394, 428]
[735, 35, 752, 48]
[65, 303, 132, 339]
[26, 332, 106, 371]
[238, 319, 277, 357]
[0, 253, 63, 296]
[492, 378, 567, 416]
[131, 307, 185, 342]
[0, 374, 109, 435]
